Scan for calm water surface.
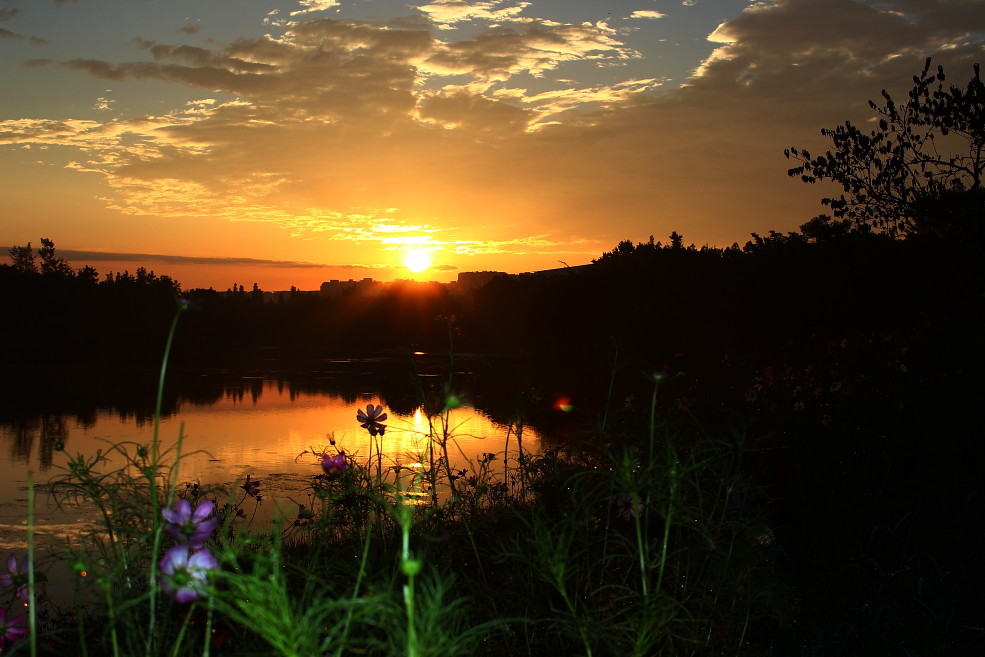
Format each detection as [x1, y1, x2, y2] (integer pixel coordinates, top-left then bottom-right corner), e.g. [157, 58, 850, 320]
[0, 374, 543, 553]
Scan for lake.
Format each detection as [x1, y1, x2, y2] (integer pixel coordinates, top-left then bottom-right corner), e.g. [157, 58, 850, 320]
[0, 359, 548, 555]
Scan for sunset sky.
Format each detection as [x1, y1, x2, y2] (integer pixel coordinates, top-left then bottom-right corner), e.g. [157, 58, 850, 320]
[2, 0, 983, 290]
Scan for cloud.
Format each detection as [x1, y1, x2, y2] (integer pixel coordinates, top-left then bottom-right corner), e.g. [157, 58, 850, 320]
[422, 22, 639, 81]
[629, 11, 666, 20]
[3, 10, 647, 258]
[3, 0, 984, 260]
[417, 85, 534, 131]
[417, 1, 532, 28]
[290, 0, 341, 16]
[686, 0, 985, 111]
[0, 247, 363, 270]
[1, 1, 45, 43]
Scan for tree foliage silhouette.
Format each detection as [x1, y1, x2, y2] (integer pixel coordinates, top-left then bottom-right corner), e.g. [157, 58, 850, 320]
[786, 58, 984, 242]
[38, 237, 74, 277]
[7, 242, 36, 273]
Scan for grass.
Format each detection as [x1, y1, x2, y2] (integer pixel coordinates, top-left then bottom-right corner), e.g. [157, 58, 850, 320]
[14, 379, 783, 656]
[4, 305, 981, 657]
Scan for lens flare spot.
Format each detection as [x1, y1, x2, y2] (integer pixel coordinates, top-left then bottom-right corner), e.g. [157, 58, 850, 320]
[553, 396, 573, 412]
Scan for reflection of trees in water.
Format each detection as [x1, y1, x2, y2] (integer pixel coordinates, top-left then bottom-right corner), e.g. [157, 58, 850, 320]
[0, 356, 566, 467]
[6, 417, 38, 464]
[38, 416, 68, 469]
[4, 415, 69, 471]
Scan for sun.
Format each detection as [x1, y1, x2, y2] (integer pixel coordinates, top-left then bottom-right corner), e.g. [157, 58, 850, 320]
[403, 249, 432, 274]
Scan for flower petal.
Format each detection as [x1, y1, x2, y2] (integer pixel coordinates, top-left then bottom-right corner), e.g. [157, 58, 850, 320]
[174, 587, 200, 604]
[191, 499, 215, 523]
[160, 545, 190, 575]
[189, 549, 220, 571]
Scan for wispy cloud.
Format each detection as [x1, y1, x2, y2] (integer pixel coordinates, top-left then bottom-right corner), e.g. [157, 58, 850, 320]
[417, 1, 532, 28]
[629, 11, 666, 20]
[2, 8, 648, 259]
[2, 0, 984, 266]
[0, 247, 353, 269]
[290, 0, 341, 17]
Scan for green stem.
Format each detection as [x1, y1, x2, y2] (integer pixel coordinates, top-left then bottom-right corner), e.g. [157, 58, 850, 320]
[558, 586, 593, 657]
[167, 602, 194, 657]
[398, 474, 421, 657]
[655, 463, 677, 594]
[403, 578, 418, 657]
[633, 492, 648, 598]
[428, 422, 438, 506]
[27, 471, 37, 657]
[640, 375, 661, 597]
[599, 344, 619, 435]
[440, 413, 457, 498]
[104, 579, 121, 657]
[338, 523, 373, 649]
[147, 302, 186, 656]
[203, 596, 214, 657]
[648, 377, 659, 461]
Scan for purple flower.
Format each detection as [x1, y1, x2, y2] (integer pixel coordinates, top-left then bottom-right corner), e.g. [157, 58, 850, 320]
[321, 452, 347, 477]
[614, 494, 644, 521]
[241, 474, 262, 498]
[356, 404, 388, 436]
[159, 545, 219, 604]
[0, 554, 30, 603]
[161, 499, 219, 548]
[0, 608, 26, 651]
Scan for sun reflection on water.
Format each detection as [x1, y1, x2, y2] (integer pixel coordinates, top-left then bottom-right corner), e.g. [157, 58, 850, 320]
[0, 379, 541, 552]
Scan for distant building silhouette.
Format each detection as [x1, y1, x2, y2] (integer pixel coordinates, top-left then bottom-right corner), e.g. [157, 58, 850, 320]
[298, 264, 593, 298]
[319, 277, 384, 298]
[455, 270, 506, 293]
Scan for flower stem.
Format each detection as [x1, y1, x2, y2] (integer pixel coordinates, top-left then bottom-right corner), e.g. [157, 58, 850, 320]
[27, 471, 37, 657]
[147, 302, 187, 656]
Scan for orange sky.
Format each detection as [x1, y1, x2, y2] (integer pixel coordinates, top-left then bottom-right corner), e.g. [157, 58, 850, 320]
[2, 0, 984, 290]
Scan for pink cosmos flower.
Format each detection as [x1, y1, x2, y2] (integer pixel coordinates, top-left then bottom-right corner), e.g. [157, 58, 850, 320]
[356, 404, 388, 436]
[0, 608, 26, 651]
[321, 452, 347, 477]
[159, 545, 219, 604]
[0, 554, 30, 603]
[241, 474, 261, 498]
[161, 499, 219, 549]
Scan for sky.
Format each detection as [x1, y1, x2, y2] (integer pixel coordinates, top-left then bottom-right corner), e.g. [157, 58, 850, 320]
[2, 0, 984, 290]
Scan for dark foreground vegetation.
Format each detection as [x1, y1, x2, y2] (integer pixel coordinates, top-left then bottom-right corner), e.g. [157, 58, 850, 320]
[0, 59, 983, 655]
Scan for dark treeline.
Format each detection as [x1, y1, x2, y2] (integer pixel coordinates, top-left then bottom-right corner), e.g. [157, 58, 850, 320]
[2, 225, 982, 380]
[4, 224, 984, 653]
[2, 225, 981, 432]
[2, 240, 182, 369]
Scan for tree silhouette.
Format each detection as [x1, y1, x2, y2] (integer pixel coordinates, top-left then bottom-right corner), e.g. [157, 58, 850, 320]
[8, 242, 37, 273]
[38, 238, 74, 277]
[798, 214, 855, 243]
[786, 58, 984, 242]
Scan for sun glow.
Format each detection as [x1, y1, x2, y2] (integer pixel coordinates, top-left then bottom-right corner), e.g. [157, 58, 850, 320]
[403, 249, 432, 274]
